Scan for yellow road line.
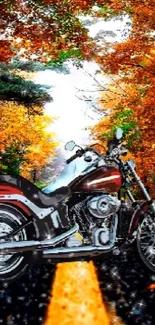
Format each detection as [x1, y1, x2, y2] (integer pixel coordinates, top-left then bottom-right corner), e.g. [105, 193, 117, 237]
[44, 261, 124, 325]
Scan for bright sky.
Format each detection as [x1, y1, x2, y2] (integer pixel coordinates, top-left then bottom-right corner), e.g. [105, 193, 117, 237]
[37, 13, 131, 189]
[36, 62, 103, 145]
[35, 13, 131, 146]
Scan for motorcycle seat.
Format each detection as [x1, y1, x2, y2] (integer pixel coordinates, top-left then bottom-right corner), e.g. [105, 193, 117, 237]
[0, 174, 70, 208]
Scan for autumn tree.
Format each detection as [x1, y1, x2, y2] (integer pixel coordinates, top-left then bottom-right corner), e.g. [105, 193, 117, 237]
[0, 1, 123, 66]
[0, 0, 101, 64]
[92, 81, 138, 144]
[0, 64, 57, 179]
[0, 0, 99, 178]
[0, 101, 57, 179]
[0, 0, 101, 182]
[91, 0, 155, 196]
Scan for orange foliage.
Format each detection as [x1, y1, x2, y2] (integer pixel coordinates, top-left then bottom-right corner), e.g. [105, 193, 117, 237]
[0, 0, 97, 63]
[92, 0, 155, 196]
[0, 101, 58, 178]
[92, 79, 155, 195]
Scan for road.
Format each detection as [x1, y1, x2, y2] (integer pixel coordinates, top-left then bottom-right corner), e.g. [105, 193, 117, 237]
[0, 247, 154, 325]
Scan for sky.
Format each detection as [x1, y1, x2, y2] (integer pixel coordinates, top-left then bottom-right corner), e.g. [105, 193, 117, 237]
[36, 13, 131, 146]
[35, 13, 131, 186]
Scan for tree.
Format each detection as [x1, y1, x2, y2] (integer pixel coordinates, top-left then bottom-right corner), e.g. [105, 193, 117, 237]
[0, 100, 57, 178]
[0, 0, 100, 63]
[0, 65, 57, 179]
[91, 81, 139, 153]
[91, 0, 155, 196]
[92, 78, 155, 195]
[0, 71, 52, 109]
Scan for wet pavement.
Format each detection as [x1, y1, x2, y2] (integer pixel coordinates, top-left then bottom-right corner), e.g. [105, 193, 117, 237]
[0, 246, 154, 325]
[0, 262, 56, 325]
[96, 247, 155, 325]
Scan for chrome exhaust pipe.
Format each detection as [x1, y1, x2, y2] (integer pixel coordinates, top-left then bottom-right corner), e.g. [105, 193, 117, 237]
[43, 244, 113, 259]
[0, 224, 79, 254]
[42, 214, 118, 260]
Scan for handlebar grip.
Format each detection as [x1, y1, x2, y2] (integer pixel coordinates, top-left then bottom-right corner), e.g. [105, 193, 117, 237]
[66, 153, 79, 164]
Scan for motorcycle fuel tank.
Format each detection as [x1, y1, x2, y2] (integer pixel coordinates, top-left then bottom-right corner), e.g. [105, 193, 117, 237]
[70, 166, 122, 193]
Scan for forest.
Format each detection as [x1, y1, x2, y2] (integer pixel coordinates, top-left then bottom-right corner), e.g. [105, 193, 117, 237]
[0, 1, 155, 325]
[0, 0, 154, 195]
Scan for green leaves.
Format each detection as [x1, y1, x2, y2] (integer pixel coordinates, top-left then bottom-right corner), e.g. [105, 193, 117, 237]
[46, 48, 83, 67]
[116, 109, 134, 119]
[97, 6, 113, 15]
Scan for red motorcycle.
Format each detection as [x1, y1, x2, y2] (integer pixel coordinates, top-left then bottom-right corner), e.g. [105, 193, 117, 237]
[0, 128, 155, 283]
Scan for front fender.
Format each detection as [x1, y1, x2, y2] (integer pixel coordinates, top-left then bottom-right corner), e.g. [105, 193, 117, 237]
[128, 202, 151, 237]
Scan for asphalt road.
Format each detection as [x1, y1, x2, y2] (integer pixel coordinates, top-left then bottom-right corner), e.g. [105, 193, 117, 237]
[0, 247, 154, 325]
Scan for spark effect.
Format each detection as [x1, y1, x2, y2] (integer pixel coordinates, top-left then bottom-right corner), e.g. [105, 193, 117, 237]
[96, 247, 155, 325]
[130, 299, 146, 315]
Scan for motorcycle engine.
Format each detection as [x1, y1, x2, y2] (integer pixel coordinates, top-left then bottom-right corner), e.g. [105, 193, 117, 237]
[68, 194, 120, 247]
[87, 194, 121, 218]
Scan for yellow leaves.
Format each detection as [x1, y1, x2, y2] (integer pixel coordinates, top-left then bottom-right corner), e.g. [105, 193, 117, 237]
[98, 81, 139, 112]
[0, 100, 58, 178]
[90, 1, 155, 196]
[91, 74, 155, 195]
[92, 117, 111, 142]
[121, 151, 134, 162]
[150, 48, 155, 56]
[0, 102, 28, 144]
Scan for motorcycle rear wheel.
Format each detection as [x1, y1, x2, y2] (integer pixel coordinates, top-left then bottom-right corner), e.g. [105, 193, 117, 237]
[0, 204, 34, 284]
[137, 212, 155, 273]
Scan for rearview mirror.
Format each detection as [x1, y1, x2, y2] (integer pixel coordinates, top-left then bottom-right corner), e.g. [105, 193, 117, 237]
[65, 140, 76, 151]
[115, 128, 123, 140]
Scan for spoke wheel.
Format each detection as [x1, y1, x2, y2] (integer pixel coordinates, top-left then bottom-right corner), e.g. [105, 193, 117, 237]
[0, 204, 33, 283]
[137, 212, 155, 273]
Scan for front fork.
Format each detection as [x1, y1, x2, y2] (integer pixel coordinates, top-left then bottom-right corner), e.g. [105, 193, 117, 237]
[127, 161, 155, 215]
[115, 163, 155, 255]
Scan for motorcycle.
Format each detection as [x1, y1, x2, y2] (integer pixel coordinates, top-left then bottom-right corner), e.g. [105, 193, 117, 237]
[0, 128, 155, 283]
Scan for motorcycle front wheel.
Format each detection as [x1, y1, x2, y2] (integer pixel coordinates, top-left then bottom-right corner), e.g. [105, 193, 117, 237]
[137, 212, 155, 273]
[0, 204, 34, 284]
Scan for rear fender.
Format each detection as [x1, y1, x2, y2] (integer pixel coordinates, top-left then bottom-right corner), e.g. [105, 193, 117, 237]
[0, 183, 54, 219]
[0, 199, 31, 216]
[0, 183, 32, 216]
[0, 183, 23, 195]
[0, 183, 69, 240]
[0, 201, 51, 240]
[0, 183, 45, 239]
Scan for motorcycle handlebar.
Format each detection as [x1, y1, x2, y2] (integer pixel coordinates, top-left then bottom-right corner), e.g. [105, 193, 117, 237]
[66, 146, 105, 164]
[66, 142, 127, 165]
[66, 149, 84, 164]
[66, 153, 79, 164]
